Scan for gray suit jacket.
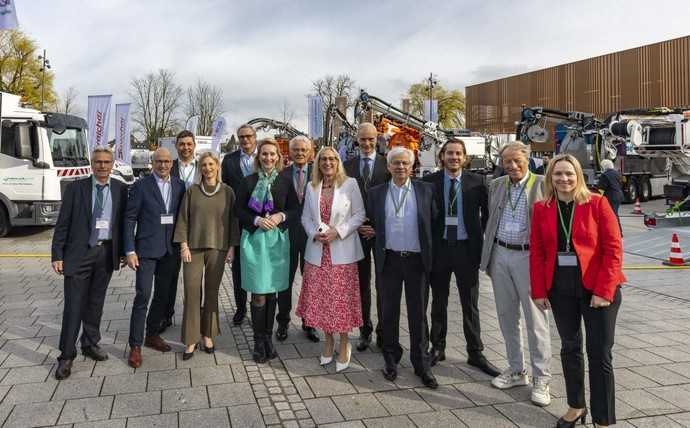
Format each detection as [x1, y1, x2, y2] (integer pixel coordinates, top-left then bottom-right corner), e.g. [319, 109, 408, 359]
[479, 173, 545, 272]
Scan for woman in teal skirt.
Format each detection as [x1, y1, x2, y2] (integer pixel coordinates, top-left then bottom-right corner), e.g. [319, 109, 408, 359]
[236, 138, 299, 363]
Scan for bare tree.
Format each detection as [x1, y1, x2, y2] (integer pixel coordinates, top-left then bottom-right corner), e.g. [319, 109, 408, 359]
[52, 86, 81, 115]
[280, 98, 295, 126]
[184, 79, 224, 136]
[312, 74, 356, 109]
[130, 69, 183, 146]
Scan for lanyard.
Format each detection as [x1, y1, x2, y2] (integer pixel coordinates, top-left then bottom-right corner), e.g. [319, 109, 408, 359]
[161, 181, 172, 214]
[507, 173, 529, 218]
[94, 185, 110, 214]
[556, 199, 576, 252]
[388, 182, 410, 218]
[180, 162, 195, 183]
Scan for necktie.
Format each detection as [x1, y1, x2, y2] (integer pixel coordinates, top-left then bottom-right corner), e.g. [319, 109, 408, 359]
[89, 184, 105, 247]
[362, 158, 371, 187]
[296, 169, 305, 203]
[447, 178, 458, 245]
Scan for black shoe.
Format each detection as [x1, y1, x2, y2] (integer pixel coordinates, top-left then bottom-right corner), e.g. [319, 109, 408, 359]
[556, 408, 587, 427]
[264, 336, 278, 360]
[467, 352, 500, 377]
[82, 345, 109, 362]
[203, 340, 215, 354]
[55, 359, 73, 380]
[303, 326, 319, 343]
[382, 366, 397, 381]
[182, 344, 197, 361]
[233, 308, 246, 326]
[357, 334, 371, 352]
[429, 348, 445, 367]
[276, 325, 288, 342]
[416, 370, 439, 389]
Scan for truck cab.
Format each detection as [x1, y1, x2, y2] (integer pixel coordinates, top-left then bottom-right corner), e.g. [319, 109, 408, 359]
[0, 92, 91, 236]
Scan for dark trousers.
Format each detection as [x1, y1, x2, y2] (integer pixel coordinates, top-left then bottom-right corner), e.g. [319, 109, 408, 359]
[163, 254, 181, 325]
[232, 245, 247, 313]
[128, 252, 178, 347]
[427, 240, 484, 353]
[277, 237, 306, 327]
[549, 274, 621, 426]
[359, 237, 382, 338]
[380, 251, 430, 373]
[58, 244, 113, 360]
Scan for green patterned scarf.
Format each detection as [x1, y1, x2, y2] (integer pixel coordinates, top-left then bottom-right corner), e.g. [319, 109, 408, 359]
[248, 168, 278, 214]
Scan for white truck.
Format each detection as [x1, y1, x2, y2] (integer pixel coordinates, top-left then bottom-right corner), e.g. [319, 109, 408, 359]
[0, 92, 92, 237]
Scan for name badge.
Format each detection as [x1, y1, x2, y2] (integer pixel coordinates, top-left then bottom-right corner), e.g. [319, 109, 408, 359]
[95, 219, 109, 230]
[558, 252, 578, 266]
[445, 217, 458, 226]
[504, 221, 522, 233]
[161, 215, 174, 225]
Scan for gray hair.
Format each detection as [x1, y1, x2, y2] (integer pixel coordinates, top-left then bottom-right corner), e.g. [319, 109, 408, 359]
[600, 159, 615, 170]
[236, 124, 255, 136]
[288, 135, 313, 150]
[92, 145, 114, 159]
[386, 147, 415, 165]
[499, 142, 530, 159]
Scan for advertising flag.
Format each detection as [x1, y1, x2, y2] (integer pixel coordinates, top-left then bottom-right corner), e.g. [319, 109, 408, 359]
[114, 103, 131, 164]
[211, 116, 227, 152]
[87, 95, 112, 151]
[0, 0, 19, 29]
[308, 95, 324, 139]
[423, 100, 439, 123]
[185, 115, 199, 135]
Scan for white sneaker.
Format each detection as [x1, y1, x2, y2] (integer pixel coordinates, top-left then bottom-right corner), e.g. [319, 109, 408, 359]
[531, 376, 551, 407]
[491, 369, 529, 389]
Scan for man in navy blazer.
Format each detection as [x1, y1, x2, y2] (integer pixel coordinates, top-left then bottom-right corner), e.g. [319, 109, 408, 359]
[51, 146, 128, 380]
[124, 148, 185, 368]
[221, 124, 258, 325]
[367, 147, 438, 389]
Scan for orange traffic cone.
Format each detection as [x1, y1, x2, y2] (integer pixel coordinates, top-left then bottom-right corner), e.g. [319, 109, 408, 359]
[663, 233, 689, 266]
[631, 198, 642, 215]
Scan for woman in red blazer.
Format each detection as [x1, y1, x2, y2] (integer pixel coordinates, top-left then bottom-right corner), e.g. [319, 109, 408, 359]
[530, 154, 625, 428]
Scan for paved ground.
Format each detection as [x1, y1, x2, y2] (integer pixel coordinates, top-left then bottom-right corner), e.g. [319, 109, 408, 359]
[0, 199, 689, 427]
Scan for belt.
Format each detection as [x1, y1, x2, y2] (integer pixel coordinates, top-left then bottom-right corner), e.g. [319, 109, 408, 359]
[495, 238, 529, 251]
[96, 239, 112, 246]
[385, 249, 420, 258]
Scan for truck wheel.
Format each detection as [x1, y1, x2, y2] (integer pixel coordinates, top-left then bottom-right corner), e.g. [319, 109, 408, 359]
[0, 205, 10, 238]
[624, 177, 638, 204]
[639, 178, 652, 202]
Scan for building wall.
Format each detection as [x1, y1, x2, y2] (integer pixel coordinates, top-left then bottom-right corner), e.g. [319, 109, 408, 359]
[466, 35, 690, 134]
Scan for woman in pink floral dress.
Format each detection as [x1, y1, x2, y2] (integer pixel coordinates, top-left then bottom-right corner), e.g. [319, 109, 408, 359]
[297, 147, 365, 372]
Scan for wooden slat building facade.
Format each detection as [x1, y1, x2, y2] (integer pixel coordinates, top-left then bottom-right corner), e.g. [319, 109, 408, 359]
[465, 35, 690, 135]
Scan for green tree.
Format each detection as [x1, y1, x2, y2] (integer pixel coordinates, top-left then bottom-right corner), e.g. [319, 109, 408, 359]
[407, 80, 465, 129]
[0, 30, 56, 109]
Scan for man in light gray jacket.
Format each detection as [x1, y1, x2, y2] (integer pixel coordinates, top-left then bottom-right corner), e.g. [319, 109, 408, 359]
[479, 142, 552, 407]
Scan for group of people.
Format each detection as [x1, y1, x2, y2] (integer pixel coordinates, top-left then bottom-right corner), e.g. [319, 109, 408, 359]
[51, 123, 625, 428]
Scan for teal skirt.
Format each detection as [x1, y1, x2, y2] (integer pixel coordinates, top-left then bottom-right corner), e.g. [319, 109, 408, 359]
[240, 228, 290, 294]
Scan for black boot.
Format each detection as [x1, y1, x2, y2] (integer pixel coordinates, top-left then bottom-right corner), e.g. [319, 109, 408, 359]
[264, 296, 278, 360]
[250, 303, 267, 364]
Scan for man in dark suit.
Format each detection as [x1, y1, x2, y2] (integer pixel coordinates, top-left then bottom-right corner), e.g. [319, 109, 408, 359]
[125, 148, 185, 368]
[51, 146, 128, 380]
[343, 122, 391, 351]
[423, 138, 500, 377]
[221, 124, 257, 325]
[367, 146, 438, 389]
[276, 135, 319, 342]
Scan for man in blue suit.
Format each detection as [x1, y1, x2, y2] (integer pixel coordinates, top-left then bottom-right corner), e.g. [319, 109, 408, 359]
[124, 148, 185, 368]
[367, 146, 438, 389]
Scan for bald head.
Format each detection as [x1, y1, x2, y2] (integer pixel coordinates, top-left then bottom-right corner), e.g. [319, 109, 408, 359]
[152, 148, 173, 179]
[357, 122, 377, 156]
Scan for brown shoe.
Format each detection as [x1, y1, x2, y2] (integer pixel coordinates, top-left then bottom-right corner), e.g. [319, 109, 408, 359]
[144, 335, 172, 352]
[128, 346, 142, 368]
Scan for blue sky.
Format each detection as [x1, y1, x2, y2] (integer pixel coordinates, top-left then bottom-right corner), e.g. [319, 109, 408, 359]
[22, 0, 690, 133]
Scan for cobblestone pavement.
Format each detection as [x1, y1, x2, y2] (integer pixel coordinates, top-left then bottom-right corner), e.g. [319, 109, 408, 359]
[0, 203, 689, 427]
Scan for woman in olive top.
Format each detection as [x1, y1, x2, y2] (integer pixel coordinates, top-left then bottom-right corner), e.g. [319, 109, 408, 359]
[174, 151, 239, 360]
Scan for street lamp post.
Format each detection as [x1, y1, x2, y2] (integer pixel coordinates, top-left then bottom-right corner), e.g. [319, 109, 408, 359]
[426, 72, 437, 122]
[37, 49, 51, 111]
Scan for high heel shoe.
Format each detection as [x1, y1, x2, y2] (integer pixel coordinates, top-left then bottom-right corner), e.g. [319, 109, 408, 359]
[203, 338, 215, 354]
[182, 344, 197, 361]
[336, 343, 351, 373]
[320, 353, 334, 366]
[555, 408, 587, 428]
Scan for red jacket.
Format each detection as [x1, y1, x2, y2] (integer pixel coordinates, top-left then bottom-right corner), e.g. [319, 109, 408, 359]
[530, 194, 625, 302]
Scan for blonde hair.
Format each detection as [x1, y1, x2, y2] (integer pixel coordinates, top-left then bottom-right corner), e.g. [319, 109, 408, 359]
[253, 138, 285, 173]
[198, 151, 220, 182]
[311, 146, 347, 188]
[543, 153, 592, 206]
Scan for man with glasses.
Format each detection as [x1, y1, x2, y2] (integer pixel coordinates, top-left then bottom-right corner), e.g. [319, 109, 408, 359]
[52, 146, 129, 380]
[124, 148, 185, 368]
[221, 124, 258, 325]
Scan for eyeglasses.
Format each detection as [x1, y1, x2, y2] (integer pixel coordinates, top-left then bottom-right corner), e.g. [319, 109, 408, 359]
[153, 159, 172, 165]
[390, 160, 411, 167]
[93, 160, 113, 166]
[238, 134, 255, 139]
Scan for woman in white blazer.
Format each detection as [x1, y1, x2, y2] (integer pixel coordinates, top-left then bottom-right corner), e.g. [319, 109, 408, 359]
[296, 146, 365, 372]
